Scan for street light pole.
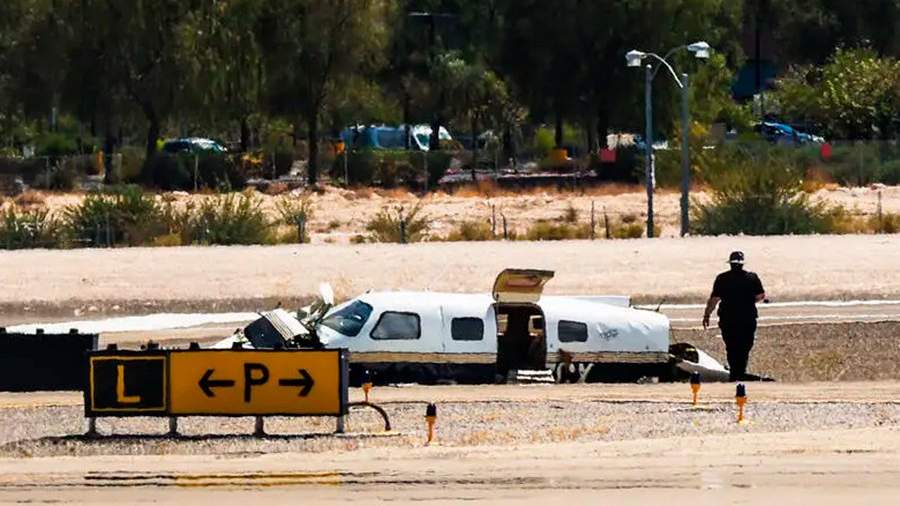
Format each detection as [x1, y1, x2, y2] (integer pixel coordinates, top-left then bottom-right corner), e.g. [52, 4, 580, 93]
[627, 41, 710, 238]
[680, 73, 690, 236]
[644, 64, 655, 239]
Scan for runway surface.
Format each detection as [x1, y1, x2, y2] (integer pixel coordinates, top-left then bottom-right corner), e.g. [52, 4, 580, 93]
[7, 300, 900, 346]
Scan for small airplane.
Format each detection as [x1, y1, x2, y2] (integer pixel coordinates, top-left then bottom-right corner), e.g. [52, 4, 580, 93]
[215, 269, 741, 385]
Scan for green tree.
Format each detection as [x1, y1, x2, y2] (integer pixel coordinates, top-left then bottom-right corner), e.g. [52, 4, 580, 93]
[773, 48, 900, 139]
[178, 0, 263, 152]
[258, 0, 393, 185]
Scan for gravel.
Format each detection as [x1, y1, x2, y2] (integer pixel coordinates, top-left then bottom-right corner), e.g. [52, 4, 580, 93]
[2, 399, 898, 458]
[675, 321, 900, 382]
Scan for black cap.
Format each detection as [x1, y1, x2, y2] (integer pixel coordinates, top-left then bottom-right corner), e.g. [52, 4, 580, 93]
[426, 403, 437, 417]
[728, 251, 745, 264]
[690, 371, 701, 385]
[736, 383, 746, 397]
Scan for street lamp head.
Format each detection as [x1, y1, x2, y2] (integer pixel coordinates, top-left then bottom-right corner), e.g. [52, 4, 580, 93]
[626, 50, 646, 67]
[687, 41, 711, 59]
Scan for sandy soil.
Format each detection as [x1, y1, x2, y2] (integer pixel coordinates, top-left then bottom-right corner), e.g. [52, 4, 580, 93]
[2, 234, 900, 321]
[20, 183, 900, 241]
[1, 383, 899, 504]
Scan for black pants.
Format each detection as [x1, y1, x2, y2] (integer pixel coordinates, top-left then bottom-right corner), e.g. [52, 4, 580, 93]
[720, 320, 757, 381]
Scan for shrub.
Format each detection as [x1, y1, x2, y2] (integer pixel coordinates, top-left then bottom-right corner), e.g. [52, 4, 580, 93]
[872, 212, 900, 233]
[142, 152, 244, 191]
[275, 195, 315, 243]
[35, 132, 79, 158]
[268, 146, 295, 178]
[524, 220, 591, 241]
[118, 147, 146, 183]
[691, 148, 836, 236]
[561, 203, 578, 223]
[365, 201, 430, 243]
[62, 186, 166, 247]
[333, 149, 452, 188]
[610, 222, 645, 239]
[444, 220, 494, 241]
[185, 192, 270, 245]
[0, 205, 59, 249]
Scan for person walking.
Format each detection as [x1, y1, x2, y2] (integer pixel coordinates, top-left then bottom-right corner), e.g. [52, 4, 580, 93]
[702, 251, 766, 381]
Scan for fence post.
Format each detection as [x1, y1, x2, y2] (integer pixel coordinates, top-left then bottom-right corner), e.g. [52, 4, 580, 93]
[590, 200, 596, 240]
[105, 210, 111, 247]
[298, 217, 306, 244]
[502, 213, 508, 240]
[604, 207, 611, 239]
[194, 155, 199, 192]
[423, 152, 429, 193]
[399, 208, 407, 244]
[344, 146, 350, 186]
[491, 204, 497, 238]
[878, 190, 884, 233]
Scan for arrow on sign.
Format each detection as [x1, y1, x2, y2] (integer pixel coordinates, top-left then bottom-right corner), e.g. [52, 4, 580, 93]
[199, 369, 235, 397]
[278, 369, 315, 396]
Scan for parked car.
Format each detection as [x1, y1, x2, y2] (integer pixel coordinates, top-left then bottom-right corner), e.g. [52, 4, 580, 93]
[339, 124, 452, 151]
[754, 122, 825, 145]
[162, 137, 228, 154]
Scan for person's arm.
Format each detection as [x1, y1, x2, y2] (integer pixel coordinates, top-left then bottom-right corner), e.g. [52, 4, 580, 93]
[704, 275, 723, 329]
[753, 273, 766, 303]
[702, 296, 720, 329]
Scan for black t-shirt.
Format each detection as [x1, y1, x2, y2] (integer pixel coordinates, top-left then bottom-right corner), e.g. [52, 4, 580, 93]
[711, 269, 765, 323]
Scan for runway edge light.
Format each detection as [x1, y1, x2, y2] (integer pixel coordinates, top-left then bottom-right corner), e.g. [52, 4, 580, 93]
[736, 383, 747, 423]
[425, 403, 437, 445]
[362, 369, 373, 403]
[690, 371, 701, 406]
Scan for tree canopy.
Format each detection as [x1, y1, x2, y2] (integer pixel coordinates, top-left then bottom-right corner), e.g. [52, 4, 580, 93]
[2, 0, 900, 182]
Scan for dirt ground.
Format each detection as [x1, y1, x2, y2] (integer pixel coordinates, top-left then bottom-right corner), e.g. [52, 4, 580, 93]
[1, 382, 899, 504]
[2, 234, 900, 322]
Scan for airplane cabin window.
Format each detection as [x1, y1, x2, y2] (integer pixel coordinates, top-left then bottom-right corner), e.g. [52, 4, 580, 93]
[451, 317, 484, 341]
[320, 300, 373, 337]
[558, 320, 588, 342]
[371, 311, 421, 340]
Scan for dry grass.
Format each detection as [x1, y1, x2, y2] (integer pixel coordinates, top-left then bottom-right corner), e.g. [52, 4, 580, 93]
[13, 191, 46, 209]
[18, 184, 900, 243]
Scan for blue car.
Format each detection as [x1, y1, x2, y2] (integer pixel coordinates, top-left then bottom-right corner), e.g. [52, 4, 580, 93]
[754, 122, 824, 145]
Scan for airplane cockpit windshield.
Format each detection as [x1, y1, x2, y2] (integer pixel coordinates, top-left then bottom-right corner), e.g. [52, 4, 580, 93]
[320, 300, 373, 337]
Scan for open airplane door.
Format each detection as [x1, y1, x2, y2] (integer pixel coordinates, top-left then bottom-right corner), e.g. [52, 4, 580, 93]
[492, 269, 555, 303]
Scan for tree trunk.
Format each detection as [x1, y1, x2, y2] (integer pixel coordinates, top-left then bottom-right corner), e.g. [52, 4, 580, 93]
[596, 110, 609, 149]
[430, 114, 442, 151]
[430, 91, 444, 151]
[403, 95, 412, 150]
[471, 114, 479, 167]
[586, 115, 596, 153]
[503, 125, 515, 168]
[240, 116, 250, 152]
[307, 113, 319, 186]
[103, 117, 114, 185]
[144, 107, 160, 165]
[554, 109, 564, 148]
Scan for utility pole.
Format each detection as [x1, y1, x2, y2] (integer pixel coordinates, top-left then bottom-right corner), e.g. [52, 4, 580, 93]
[680, 73, 690, 236]
[644, 63, 655, 238]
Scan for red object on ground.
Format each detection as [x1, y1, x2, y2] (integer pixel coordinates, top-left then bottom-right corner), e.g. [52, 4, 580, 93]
[820, 143, 832, 161]
[600, 148, 616, 163]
